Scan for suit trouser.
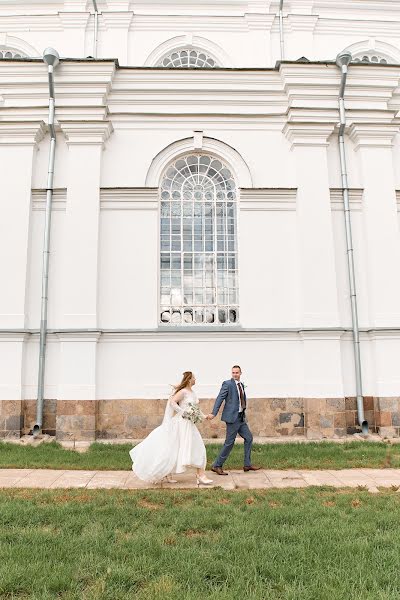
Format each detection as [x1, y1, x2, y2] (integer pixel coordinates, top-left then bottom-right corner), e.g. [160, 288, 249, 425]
[212, 414, 253, 468]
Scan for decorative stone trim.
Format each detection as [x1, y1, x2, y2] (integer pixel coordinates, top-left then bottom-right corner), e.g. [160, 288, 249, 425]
[286, 14, 319, 33]
[100, 188, 158, 210]
[330, 188, 363, 211]
[0, 121, 46, 146]
[282, 122, 336, 148]
[239, 188, 297, 211]
[59, 120, 114, 147]
[396, 190, 400, 212]
[31, 188, 67, 211]
[348, 123, 399, 150]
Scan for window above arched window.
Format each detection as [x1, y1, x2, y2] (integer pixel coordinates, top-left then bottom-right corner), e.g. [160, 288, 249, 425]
[158, 48, 218, 68]
[159, 154, 238, 326]
[352, 52, 388, 64]
[0, 46, 27, 59]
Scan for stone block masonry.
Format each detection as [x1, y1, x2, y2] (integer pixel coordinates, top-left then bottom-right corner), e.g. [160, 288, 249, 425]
[0, 397, 398, 441]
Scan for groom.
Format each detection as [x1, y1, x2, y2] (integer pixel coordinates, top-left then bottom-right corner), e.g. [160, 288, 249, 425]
[206, 365, 260, 475]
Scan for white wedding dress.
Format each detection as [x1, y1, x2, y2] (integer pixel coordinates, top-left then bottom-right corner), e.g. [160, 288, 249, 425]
[129, 389, 207, 483]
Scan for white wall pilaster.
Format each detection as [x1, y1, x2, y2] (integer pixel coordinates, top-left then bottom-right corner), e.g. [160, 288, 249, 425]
[349, 124, 400, 327]
[283, 123, 340, 328]
[0, 121, 46, 329]
[59, 121, 113, 329]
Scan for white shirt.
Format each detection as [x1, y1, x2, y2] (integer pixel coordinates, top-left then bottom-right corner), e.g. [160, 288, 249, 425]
[236, 380, 244, 413]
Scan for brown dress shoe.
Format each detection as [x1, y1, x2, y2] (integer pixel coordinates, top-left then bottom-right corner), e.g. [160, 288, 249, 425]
[243, 465, 261, 472]
[211, 466, 228, 476]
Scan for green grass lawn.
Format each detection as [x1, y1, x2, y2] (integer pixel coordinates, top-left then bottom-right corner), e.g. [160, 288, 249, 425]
[1, 487, 400, 599]
[0, 440, 399, 471]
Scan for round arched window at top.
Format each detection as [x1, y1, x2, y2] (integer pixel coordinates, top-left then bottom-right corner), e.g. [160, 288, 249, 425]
[352, 53, 388, 64]
[159, 48, 218, 68]
[0, 47, 26, 59]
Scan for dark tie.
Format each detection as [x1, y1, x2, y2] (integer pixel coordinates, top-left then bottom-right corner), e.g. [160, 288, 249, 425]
[238, 382, 246, 411]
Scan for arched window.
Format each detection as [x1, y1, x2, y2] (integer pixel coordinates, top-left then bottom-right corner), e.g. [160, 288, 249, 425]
[158, 48, 218, 68]
[160, 154, 238, 326]
[352, 53, 388, 64]
[0, 47, 26, 59]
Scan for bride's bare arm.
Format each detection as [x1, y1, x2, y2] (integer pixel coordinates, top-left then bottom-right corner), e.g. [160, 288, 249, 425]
[169, 390, 185, 414]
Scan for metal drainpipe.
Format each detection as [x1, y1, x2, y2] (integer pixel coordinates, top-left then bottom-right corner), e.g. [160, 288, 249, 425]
[33, 48, 60, 437]
[335, 51, 368, 435]
[278, 0, 284, 61]
[92, 0, 99, 59]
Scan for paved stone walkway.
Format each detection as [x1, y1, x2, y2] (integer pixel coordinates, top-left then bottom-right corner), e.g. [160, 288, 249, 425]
[1, 468, 400, 492]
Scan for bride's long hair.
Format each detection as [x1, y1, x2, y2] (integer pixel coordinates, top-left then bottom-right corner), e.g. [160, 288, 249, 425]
[172, 371, 193, 395]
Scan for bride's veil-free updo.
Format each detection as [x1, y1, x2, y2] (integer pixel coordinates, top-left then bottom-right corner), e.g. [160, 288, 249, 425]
[162, 371, 193, 424]
[173, 371, 193, 394]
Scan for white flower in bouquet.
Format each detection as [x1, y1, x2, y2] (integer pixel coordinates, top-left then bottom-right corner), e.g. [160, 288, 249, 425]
[182, 402, 204, 424]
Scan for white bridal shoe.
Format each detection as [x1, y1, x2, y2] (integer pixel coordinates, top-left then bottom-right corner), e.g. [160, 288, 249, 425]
[196, 475, 213, 486]
[162, 475, 178, 483]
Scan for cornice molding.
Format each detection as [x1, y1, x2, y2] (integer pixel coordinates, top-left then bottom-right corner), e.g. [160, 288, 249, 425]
[396, 190, 400, 212]
[129, 14, 250, 32]
[348, 123, 399, 149]
[100, 188, 158, 210]
[0, 121, 46, 146]
[58, 12, 91, 28]
[330, 188, 363, 212]
[100, 11, 134, 29]
[0, 14, 63, 32]
[244, 12, 275, 30]
[285, 13, 318, 32]
[56, 332, 101, 342]
[59, 120, 114, 146]
[315, 17, 400, 38]
[31, 188, 67, 211]
[239, 188, 297, 211]
[282, 122, 335, 148]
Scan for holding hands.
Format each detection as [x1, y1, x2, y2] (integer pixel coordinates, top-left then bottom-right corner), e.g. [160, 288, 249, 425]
[206, 414, 215, 420]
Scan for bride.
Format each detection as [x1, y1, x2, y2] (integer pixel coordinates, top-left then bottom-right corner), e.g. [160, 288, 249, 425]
[129, 371, 213, 485]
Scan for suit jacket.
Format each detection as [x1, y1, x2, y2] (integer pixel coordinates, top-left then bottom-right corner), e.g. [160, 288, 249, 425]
[211, 378, 247, 424]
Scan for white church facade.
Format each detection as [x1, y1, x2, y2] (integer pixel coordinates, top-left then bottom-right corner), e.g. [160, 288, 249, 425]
[1, 0, 400, 441]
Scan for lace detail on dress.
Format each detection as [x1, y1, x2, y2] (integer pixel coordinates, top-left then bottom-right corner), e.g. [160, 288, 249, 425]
[169, 389, 198, 414]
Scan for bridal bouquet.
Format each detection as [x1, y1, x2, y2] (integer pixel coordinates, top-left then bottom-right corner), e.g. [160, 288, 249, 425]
[182, 402, 204, 424]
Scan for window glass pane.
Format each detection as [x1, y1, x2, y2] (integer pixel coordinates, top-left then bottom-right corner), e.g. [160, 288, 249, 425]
[159, 154, 238, 325]
[159, 48, 218, 68]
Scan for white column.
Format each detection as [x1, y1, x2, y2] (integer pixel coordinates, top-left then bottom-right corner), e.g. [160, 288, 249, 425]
[349, 124, 400, 327]
[283, 123, 340, 327]
[59, 121, 113, 329]
[0, 121, 46, 329]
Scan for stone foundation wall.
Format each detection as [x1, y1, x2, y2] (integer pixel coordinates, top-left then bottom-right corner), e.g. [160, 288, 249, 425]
[0, 400, 23, 438]
[22, 399, 57, 437]
[1, 397, 399, 441]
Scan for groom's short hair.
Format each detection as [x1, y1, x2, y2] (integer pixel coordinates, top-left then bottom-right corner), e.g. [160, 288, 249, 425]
[232, 365, 241, 371]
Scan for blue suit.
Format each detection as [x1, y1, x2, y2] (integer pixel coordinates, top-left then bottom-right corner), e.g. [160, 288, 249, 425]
[211, 378, 253, 468]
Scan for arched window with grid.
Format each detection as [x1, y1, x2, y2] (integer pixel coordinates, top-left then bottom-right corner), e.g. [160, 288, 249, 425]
[0, 47, 27, 58]
[352, 52, 388, 64]
[158, 48, 218, 68]
[160, 154, 238, 326]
